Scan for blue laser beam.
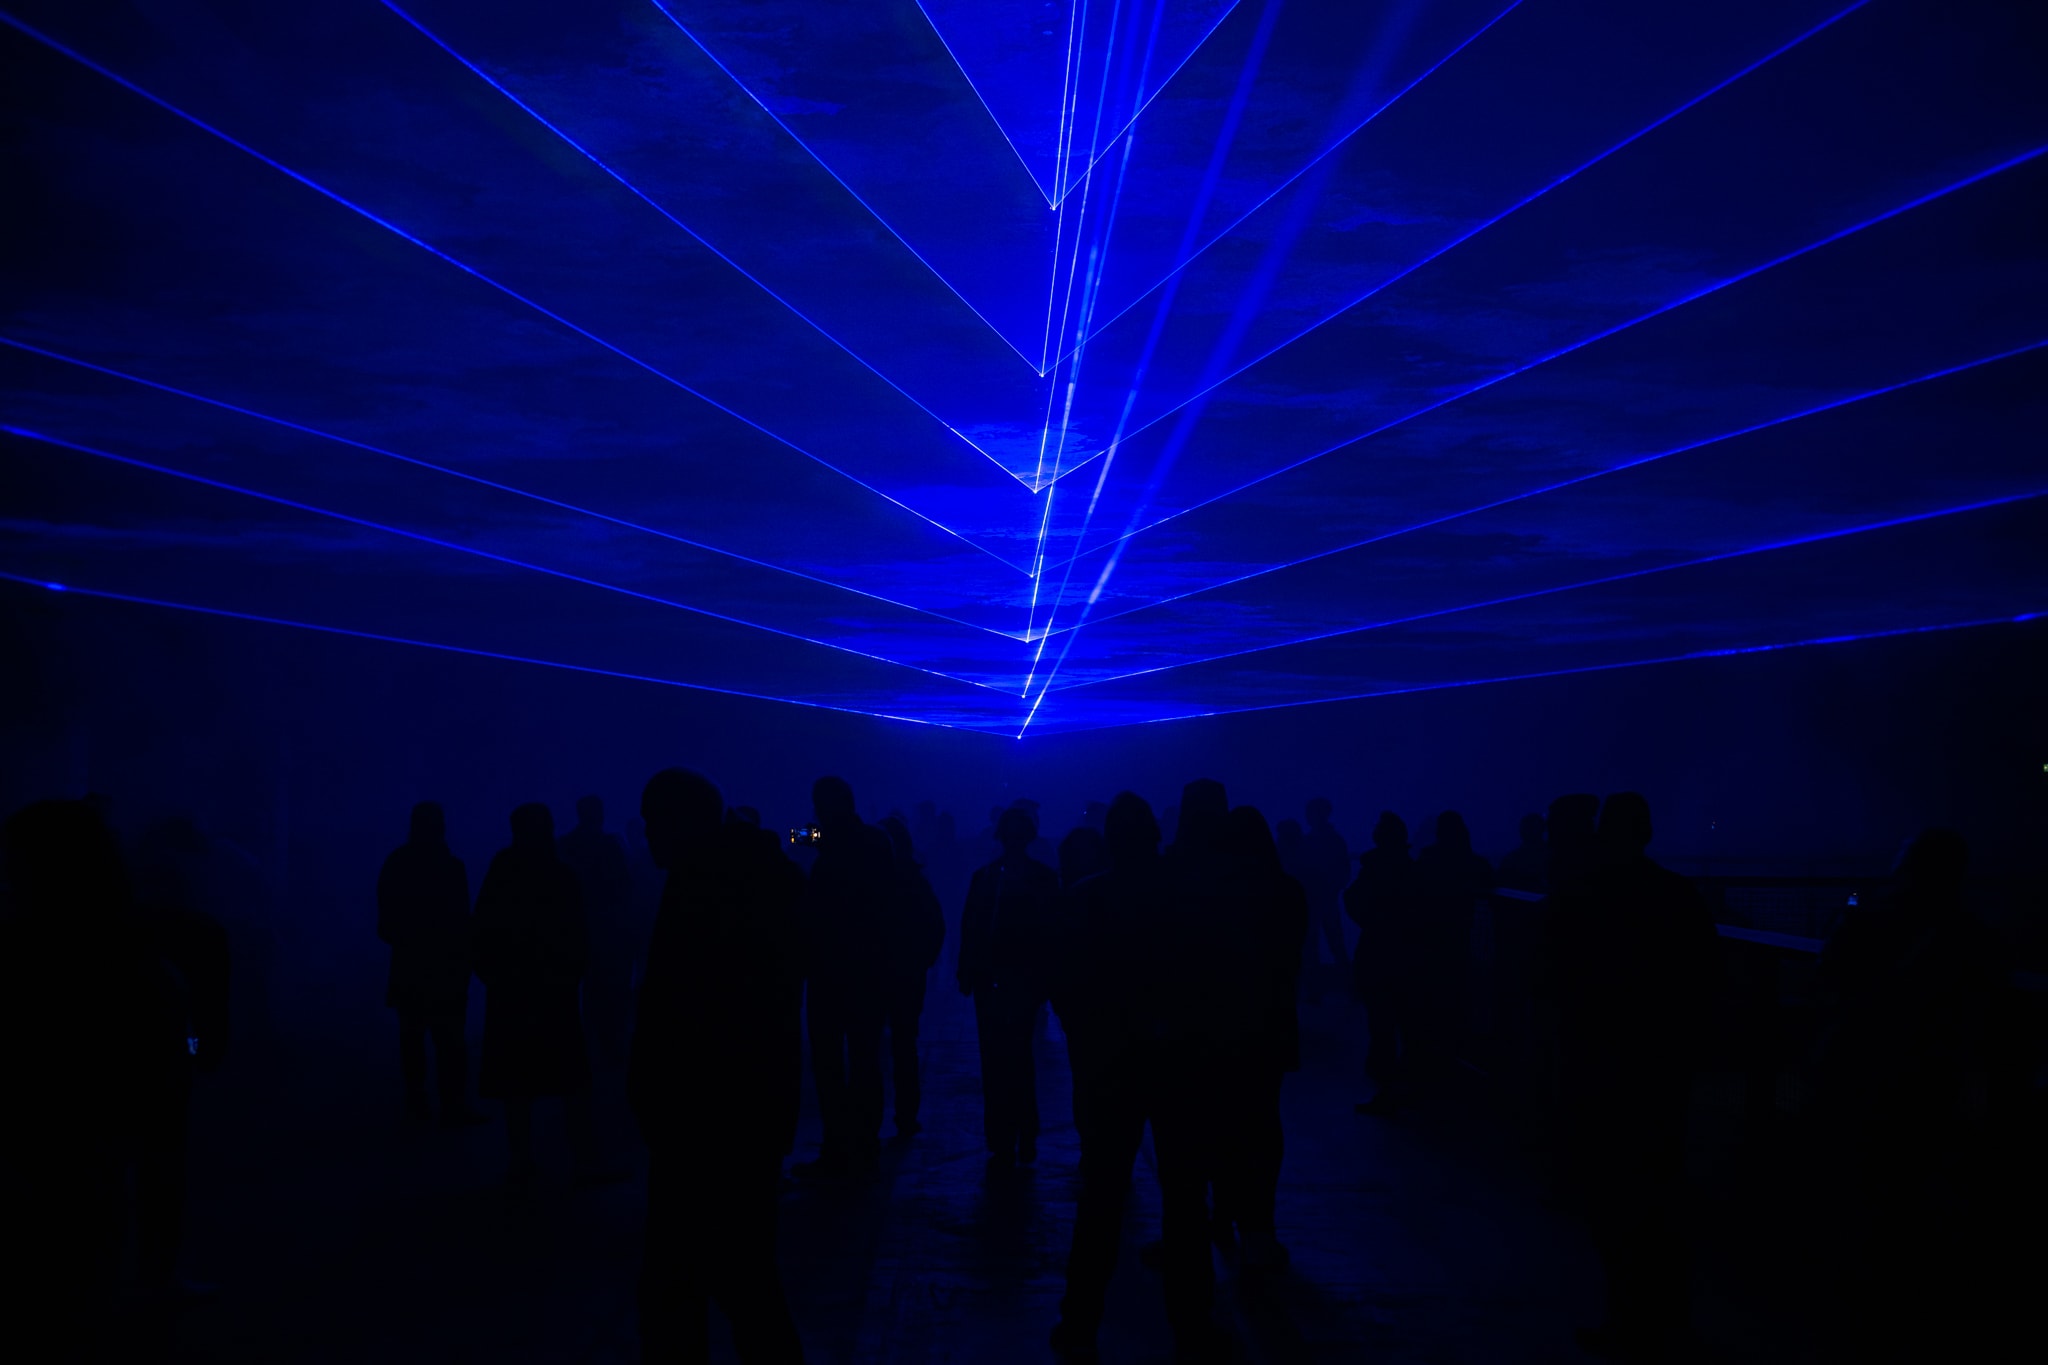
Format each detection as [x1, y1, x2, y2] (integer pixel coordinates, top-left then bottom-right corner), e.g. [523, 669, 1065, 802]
[1024, 0, 1129, 655]
[1043, 0, 1275, 443]
[1012, 338, 2048, 727]
[1030, 0, 1417, 656]
[1021, 0, 1282, 662]
[0, 337, 1029, 640]
[1036, 0, 1091, 375]
[1043, 483, 2048, 694]
[1042, 0, 1525, 375]
[910, 0, 1062, 205]
[1022, 0, 1172, 662]
[1, 425, 1016, 692]
[1035, 0, 1115, 417]
[381, 0, 1033, 487]
[1043, 0, 1163, 485]
[0, 570, 1001, 733]
[1050, 0, 1247, 207]
[1045, 138, 2048, 573]
[1047, 0, 1087, 270]
[1040, 0, 1862, 484]
[1036, 339, 2048, 643]
[1081, 613, 2048, 735]
[643, 0, 1045, 372]
[0, 9, 1030, 573]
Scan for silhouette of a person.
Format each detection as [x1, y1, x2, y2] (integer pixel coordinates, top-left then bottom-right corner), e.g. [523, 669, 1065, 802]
[1348, 812, 1416, 1112]
[1, 799, 187, 1357]
[959, 805, 1060, 1169]
[877, 814, 945, 1140]
[472, 802, 603, 1188]
[1213, 805, 1308, 1276]
[559, 795, 636, 1066]
[1011, 797, 1058, 866]
[1549, 793, 1718, 1361]
[130, 815, 234, 1299]
[376, 802, 483, 1126]
[1397, 811, 1493, 1109]
[631, 768, 806, 1364]
[797, 777, 894, 1177]
[1497, 812, 1550, 894]
[1148, 777, 1255, 1355]
[1301, 798, 1353, 987]
[1050, 792, 1180, 1361]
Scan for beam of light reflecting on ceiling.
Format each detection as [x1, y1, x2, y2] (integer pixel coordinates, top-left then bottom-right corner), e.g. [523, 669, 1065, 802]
[1, 425, 1016, 692]
[1039, 0, 1164, 489]
[381, 0, 1033, 486]
[1049, 0, 1245, 208]
[1047, 484, 2048, 694]
[1022, 0, 1163, 656]
[1041, 0, 1866, 490]
[1022, 0, 1195, 676]
[0, 337, 1029, 641]
[910, 0, 1064, 206]
[644, 0, 1045, 372]
[1082, 612, 2048, 736]
[1042, 0, 1525, 375]
[1010, 337, 2047, 726]
[1018, 0, 1284, 667]
[1045, 139, 2048, 575]
[0, 571, 996, 733]
[0, 10, 1034, 570]
[1035, 338, 2048, 642]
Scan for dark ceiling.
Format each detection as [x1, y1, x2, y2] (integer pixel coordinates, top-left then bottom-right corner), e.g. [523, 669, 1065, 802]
[4, 0, 2044, 734]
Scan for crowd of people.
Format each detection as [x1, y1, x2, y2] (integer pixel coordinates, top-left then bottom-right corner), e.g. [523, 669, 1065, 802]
[0, 767, 2027, 1364]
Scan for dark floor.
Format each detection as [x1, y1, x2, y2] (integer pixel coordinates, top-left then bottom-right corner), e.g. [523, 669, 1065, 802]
[132, 978, 1817, 1364]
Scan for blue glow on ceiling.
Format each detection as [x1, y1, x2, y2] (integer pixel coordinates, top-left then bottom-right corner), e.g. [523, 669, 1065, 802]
[3, 0, 2044, 735]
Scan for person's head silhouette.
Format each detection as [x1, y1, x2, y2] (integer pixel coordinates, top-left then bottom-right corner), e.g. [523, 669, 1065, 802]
[813, 776, 858, 832]
[1372, 811, 1409, 852]
[1895, 826, 1968, 919]
[641, 768, 723, 871]
[995, 806, 1037, 858]
[1227, 806, 1281, 875]
[1103, 791, 1159, 864]
[1433, 811, 1472, 855]
[575, 795, 604, 832]
[409, 801, 446, 847]
[510, 803, 555, 855]
[1598, 792, 1653, 856]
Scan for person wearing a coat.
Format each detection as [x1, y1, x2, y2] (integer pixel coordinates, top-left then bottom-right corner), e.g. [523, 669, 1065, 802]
[472, 802, 602, 1188]
[957, 806, 1061, 1168]
[376, 801, 483, 1126]
[631, 767, 807, 1363]
[878, 814, 945, 1140]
